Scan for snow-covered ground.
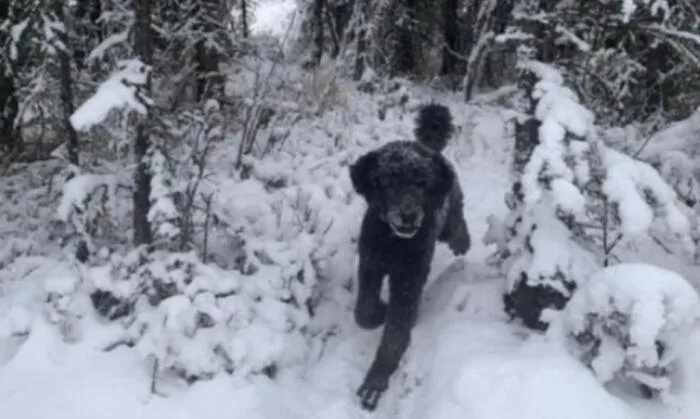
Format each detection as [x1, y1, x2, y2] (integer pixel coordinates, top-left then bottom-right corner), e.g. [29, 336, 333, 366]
[2, 3, 700, 419]
[3, 80, 700, 418]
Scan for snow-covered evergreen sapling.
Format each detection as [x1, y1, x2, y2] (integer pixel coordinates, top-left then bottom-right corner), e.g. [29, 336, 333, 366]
[549, 263, 700, 402]
[484, 60, 694, 331]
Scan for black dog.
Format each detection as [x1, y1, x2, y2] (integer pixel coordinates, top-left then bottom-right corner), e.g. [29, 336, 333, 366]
[349, 103, 471, 411]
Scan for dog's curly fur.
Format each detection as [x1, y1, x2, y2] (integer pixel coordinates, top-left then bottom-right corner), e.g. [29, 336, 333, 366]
[349, 103, 471, 411]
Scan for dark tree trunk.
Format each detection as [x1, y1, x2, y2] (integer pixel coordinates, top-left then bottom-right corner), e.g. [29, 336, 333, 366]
[154, 0, 176, 52]
[195, 0, 224, 101]
[353, 0, 369, 81]
[482, 0, 515, 87]
[53, 0, 80, 165]
[132, 0, 154, 246]
[440, 0, 460, 75]
[195, 42, 222, 101]
[241, 0, 249, 38]
[0, 1, 21, 151]
[535, 0, 557, 62]
[327, 1, 354, 58]
[0, 73, 20, 152]
[312, 0, 325, 67]
[642, 41, 671, 116]
[395, 0, 416, 75]
[73, 0, 102, 69]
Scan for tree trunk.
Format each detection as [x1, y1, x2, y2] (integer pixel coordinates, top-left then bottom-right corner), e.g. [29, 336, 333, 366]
[312, 0, 325, 67]
[0, 73, 20, 153]
[327, 1, 354, 58]
[482, 0, 515, 87]
[395, 0, 416, 75]
[440, 0, 460, 75]
[241, 0, 249, 38]
[353, 0, 369, 81]
[53, 0, 80, 165]
[0, 1, 21, 151]
[73, 0, 102, 69]
[195, 0, 224, 101]
[642, 40, 671, 116]
[132, 0, 154, 246]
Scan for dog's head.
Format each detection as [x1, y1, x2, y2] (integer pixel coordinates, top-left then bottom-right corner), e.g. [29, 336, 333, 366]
[349, 142, 454, 239]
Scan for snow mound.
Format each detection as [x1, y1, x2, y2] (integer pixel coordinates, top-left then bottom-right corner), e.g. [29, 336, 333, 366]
[413, 321, 642, 419]
[552, 263, 700, 400]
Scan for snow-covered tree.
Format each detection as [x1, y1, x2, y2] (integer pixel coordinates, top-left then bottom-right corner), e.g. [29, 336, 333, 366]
[485, 60, 695, 331]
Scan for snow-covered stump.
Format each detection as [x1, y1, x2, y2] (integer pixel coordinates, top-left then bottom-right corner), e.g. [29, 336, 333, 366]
[485, 60, 695, 332]
[550, 263, 700, 402]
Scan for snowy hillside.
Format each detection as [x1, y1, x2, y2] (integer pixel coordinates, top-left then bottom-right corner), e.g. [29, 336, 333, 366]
[3, 1, 700, 419]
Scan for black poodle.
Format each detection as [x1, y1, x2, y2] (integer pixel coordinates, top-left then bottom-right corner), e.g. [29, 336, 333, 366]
[349, 103, 471, 411]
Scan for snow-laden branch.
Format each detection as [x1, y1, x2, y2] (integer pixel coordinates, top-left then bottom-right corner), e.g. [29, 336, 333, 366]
[520, 62, 691, 242]
[70, 59, 153, 132]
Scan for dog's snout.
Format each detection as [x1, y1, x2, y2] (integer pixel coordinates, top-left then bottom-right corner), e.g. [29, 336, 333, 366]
[400, 211, 418, 225]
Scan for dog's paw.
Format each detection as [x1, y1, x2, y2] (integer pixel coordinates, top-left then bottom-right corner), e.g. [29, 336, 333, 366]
[355, 300, 387, 330]
[449, 233, 470, 255]
[356, 375, 389, 411]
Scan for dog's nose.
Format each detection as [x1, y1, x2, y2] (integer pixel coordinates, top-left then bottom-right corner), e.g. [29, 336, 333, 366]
[400, 212, 417, 225]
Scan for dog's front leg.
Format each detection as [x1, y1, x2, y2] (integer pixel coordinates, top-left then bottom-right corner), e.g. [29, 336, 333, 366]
[356, 269, 426, 411]
[448, 215, 471, 256]
[355, 251, 388, 330]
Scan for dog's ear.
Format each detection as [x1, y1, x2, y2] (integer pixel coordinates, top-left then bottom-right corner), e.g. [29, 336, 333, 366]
[350, 150, 379, 199]
[429, 155, 454, 199]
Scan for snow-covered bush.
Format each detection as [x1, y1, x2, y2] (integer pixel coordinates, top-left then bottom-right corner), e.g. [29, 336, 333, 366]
[485, 60, 695, 331]
[41, 58, 363, 385]
[163, 99, 224, 251]
[631, 107, 700, 262]
[550, 263, 700, 402]
[0, 255, 88, 344]
[53, 169, 132, 261]
[90, 248, 313, 382]
[485, 202, 600, 330]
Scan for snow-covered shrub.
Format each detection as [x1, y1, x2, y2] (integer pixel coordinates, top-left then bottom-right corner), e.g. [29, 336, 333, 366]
[485, 202, 600, 330]
[162, 99, 225, 252]
[59, 56, 357, 385]
[0, 255, 88, 344]
[0, 161, 67, 267]
[550, 263, 700, 402]
[90, 248, 312, 382]
[485, 60, 695, 331]
[631, 107, 700, 262]
[54, 169, 131, 261]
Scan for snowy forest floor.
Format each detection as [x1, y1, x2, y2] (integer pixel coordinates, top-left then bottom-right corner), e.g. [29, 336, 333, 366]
[1, 78, 699, 418]
[2, 3, 700, 418]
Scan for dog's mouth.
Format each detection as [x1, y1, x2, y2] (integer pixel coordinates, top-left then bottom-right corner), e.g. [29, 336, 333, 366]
[389, 223, 419, 239]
